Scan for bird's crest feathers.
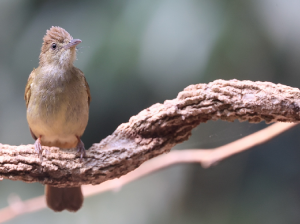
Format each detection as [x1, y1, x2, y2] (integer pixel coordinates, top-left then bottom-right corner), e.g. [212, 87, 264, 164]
[41, 26, 72, 53]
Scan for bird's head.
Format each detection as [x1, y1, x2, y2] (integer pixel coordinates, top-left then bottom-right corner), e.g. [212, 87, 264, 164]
[39, 26, 81, 68]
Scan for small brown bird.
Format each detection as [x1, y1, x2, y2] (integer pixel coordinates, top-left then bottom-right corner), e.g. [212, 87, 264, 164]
[24, 26, 91, 212]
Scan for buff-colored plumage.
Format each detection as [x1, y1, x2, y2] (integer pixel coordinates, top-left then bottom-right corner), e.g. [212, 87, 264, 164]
[25, 26, 90, 212]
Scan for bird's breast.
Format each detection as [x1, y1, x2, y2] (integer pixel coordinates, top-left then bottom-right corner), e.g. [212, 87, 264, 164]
[27, 69, 89, 148]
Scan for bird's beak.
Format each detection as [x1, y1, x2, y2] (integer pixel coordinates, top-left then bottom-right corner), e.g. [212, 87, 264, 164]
[64, 39, 82, 49]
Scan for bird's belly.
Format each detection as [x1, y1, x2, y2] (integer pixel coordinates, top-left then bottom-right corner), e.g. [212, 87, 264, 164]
[27, 90, 89, 148]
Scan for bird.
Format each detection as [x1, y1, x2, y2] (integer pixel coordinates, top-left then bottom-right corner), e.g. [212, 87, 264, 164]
[24, 26, 91, 212]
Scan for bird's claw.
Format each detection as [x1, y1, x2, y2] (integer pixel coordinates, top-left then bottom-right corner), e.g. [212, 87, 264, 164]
[34, 137, 43, 161]
[76, 138, 86, 161]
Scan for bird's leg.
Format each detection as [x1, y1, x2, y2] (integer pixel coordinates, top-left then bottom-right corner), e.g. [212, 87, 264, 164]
[76, 136, 86, 160]
[34, 136, 43, 161]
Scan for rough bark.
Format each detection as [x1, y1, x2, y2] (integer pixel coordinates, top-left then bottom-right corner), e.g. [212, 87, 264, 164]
[1, 79, 299, 187]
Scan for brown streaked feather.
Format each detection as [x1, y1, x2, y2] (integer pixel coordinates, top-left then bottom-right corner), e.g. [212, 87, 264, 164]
[24, 69, 37, 108]
[84, 76, 91, 107]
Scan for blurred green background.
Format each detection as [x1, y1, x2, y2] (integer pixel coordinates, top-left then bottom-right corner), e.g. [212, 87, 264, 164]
[1, 0, 300, 223]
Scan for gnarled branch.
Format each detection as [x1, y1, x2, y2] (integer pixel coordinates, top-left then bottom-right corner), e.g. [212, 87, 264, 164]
[0, 122, 296, 223]
[0, 79, 299, 187]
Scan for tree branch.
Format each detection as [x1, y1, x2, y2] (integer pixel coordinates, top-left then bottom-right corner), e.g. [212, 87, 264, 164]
[0, 122, 296, 223]
[0, 79, 299, 187]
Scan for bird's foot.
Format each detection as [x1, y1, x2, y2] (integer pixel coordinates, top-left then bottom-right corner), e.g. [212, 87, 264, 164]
[76, 137, 86, 161]
[34, 136, 43, 161]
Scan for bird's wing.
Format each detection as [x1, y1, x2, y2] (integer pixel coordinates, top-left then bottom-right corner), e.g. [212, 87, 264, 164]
[84, 76, 91, 107]
[76, 68, 91, 106]
[24, 68, 37, 108]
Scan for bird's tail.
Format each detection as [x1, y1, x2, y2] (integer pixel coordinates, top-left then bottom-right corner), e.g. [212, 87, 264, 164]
[45, 185, 83, 212]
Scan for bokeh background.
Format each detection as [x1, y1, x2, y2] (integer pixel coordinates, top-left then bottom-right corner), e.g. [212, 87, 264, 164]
[1, 0, 300, 223]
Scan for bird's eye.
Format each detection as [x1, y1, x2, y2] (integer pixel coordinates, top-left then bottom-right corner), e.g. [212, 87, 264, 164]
[51, 43, 57, 49]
